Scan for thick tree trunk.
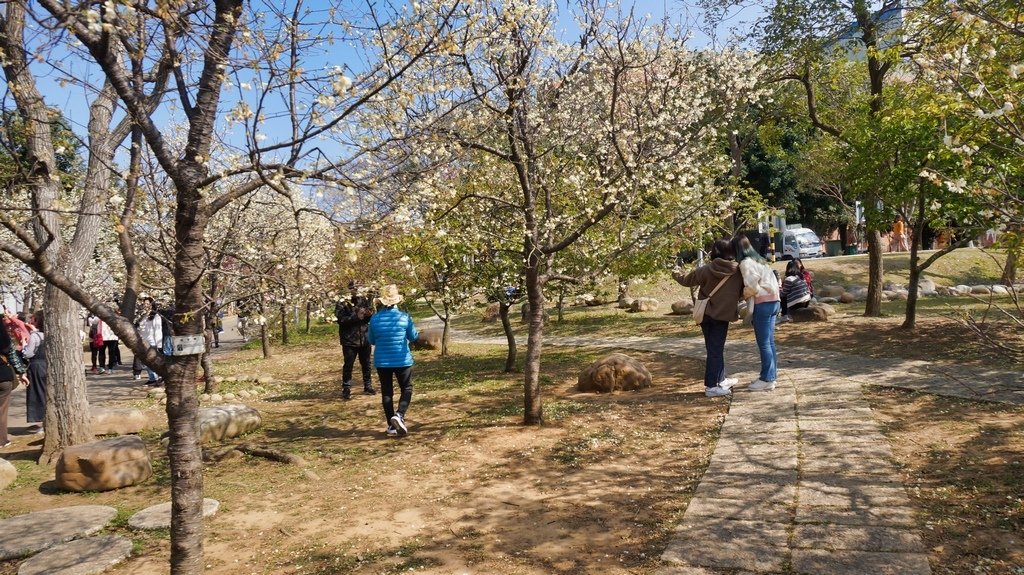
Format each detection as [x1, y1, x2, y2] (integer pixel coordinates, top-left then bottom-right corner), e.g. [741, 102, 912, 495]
[499, 302, 516, 373]
[523, 257, 545, 425]
[1002, 245, 1018, 286]
[556, 290, 565, 322]
[40, 286, 93, 464]
[166, 191, 208, 575]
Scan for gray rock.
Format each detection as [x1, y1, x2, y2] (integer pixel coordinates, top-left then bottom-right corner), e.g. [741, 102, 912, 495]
[918, 278, 937, 295]
[839, 291, 855, 304]
[128, 499, 220, 530]
[671, 300, 694, 315]
[90, 407, 150, 436]
[818, 297, 839, 305]
[211, 376, 225, 384]
[199, 393, 211, 402]
[0, 458, 16, 490]
[0, 506, 117, 560]
[629, 297, 659, 313]
[223, 393, 237, 401]
[970, 285, 991, 295]
[952, 285, 972, 295]
[256, 375, 274, 385]
[617, 298, 635, 309]
[210, 394, 223, 403]
[810, 302, 836, 317]
[238, 390, 252, 399]
[17, 535, 131, 575]
[991, 285, 1009, 295]
[198, 404, 261, 443]
[578, 353, 652, 393]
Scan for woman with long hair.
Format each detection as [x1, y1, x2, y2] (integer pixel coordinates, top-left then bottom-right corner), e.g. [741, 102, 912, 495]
[673, 238, 745, 397]
[735, 236, 781, 391]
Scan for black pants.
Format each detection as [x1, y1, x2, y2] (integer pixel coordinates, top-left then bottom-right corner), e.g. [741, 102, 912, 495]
[378, 366, 412, 423]
[103, 340, 120, 369]
[700, 317, 730, 388]
[342, 344, 372, 387]
[781, 299, 809, 316]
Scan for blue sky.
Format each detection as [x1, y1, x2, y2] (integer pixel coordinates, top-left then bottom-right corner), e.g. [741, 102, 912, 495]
[21, 0, 761, 157]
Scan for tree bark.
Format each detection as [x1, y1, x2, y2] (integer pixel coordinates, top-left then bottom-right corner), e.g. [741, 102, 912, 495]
[166, 176, 208, 575]
[440, 313, 450, 357]
[522, 250, 545, 425]
[40, 286, 93, 464]
[305, 301, 311, 334]
[499, 302, 516, 372]
[864, 228, 884, 316]
[279, 304, 288, 345]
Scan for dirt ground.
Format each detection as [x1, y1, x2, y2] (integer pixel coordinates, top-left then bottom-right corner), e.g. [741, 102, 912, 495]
[0, 345, 728, 575]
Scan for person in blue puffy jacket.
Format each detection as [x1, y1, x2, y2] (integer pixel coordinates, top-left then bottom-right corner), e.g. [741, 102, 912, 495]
[367, 284, 419, 437]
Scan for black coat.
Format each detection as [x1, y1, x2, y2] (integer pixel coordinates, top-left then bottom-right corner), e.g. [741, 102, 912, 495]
[335, 296, 373, 347]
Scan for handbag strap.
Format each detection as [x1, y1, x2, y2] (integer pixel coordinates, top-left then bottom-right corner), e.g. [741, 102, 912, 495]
[704, 273, 734, 299]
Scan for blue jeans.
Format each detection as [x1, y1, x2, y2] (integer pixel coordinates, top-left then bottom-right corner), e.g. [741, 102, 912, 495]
[752, 301, 779, 382]
[700, 317, 730, 388]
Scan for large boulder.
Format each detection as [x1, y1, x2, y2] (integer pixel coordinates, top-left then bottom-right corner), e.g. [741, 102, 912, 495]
[617, 298, 635, 310]
[809, 302, 836, 317]
[0, 458, 15, 490]
[90, 407, 151, 436]
[991, 285, 1009, 295]
[838, 291, 855, 304]
[411, 328, 443, 350]
[952, 285, 972, 296]
[577, 354, 652, 393]
[198, 404, 261, 443]
[818, 285, 845, 298]
[56, 436, 153, 492]
[791, 306, 830, 323]
[918, 278, 938, 295]
[971, 285, 992, 295]
[629, 297, 659, 313]
[670, 300, 694, 315]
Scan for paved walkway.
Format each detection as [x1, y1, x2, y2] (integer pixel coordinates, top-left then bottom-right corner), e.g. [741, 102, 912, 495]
[450, 331, 1023, 574]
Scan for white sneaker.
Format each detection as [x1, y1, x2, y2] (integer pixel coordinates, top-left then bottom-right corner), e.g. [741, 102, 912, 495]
[390, 413, 408, 435]
[385, 426, 398, 437]
[705, 386, 731, 397]
[749, 379, 776, 391]
[719, 378, 738, 390]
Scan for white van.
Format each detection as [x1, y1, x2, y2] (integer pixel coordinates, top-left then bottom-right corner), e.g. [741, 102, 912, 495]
[780, 227, 823, 260]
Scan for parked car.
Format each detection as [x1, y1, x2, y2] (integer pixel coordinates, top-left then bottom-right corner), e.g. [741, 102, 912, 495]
[780, 227, 823, 260]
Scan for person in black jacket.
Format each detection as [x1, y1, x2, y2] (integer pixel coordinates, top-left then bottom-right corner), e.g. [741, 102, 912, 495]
[335, 281, 376, 400]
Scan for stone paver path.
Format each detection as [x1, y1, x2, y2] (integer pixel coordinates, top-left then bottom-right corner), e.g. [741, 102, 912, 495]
[17, 535, 132, 575]
[450, 330, 1024, 574]
[0, 506, 116, 560]
[128, 498, 220, 530]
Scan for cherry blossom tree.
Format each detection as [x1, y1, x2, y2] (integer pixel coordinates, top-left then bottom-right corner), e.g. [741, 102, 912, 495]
[386, 1, 764, 423]
[0, 1, 463, 573]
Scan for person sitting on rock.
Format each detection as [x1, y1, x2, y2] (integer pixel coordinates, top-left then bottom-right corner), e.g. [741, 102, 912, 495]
[779, 259, 812, 323]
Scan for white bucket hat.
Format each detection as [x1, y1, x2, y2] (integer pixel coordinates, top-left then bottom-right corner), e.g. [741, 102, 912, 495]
[376, 284, 403, 306]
